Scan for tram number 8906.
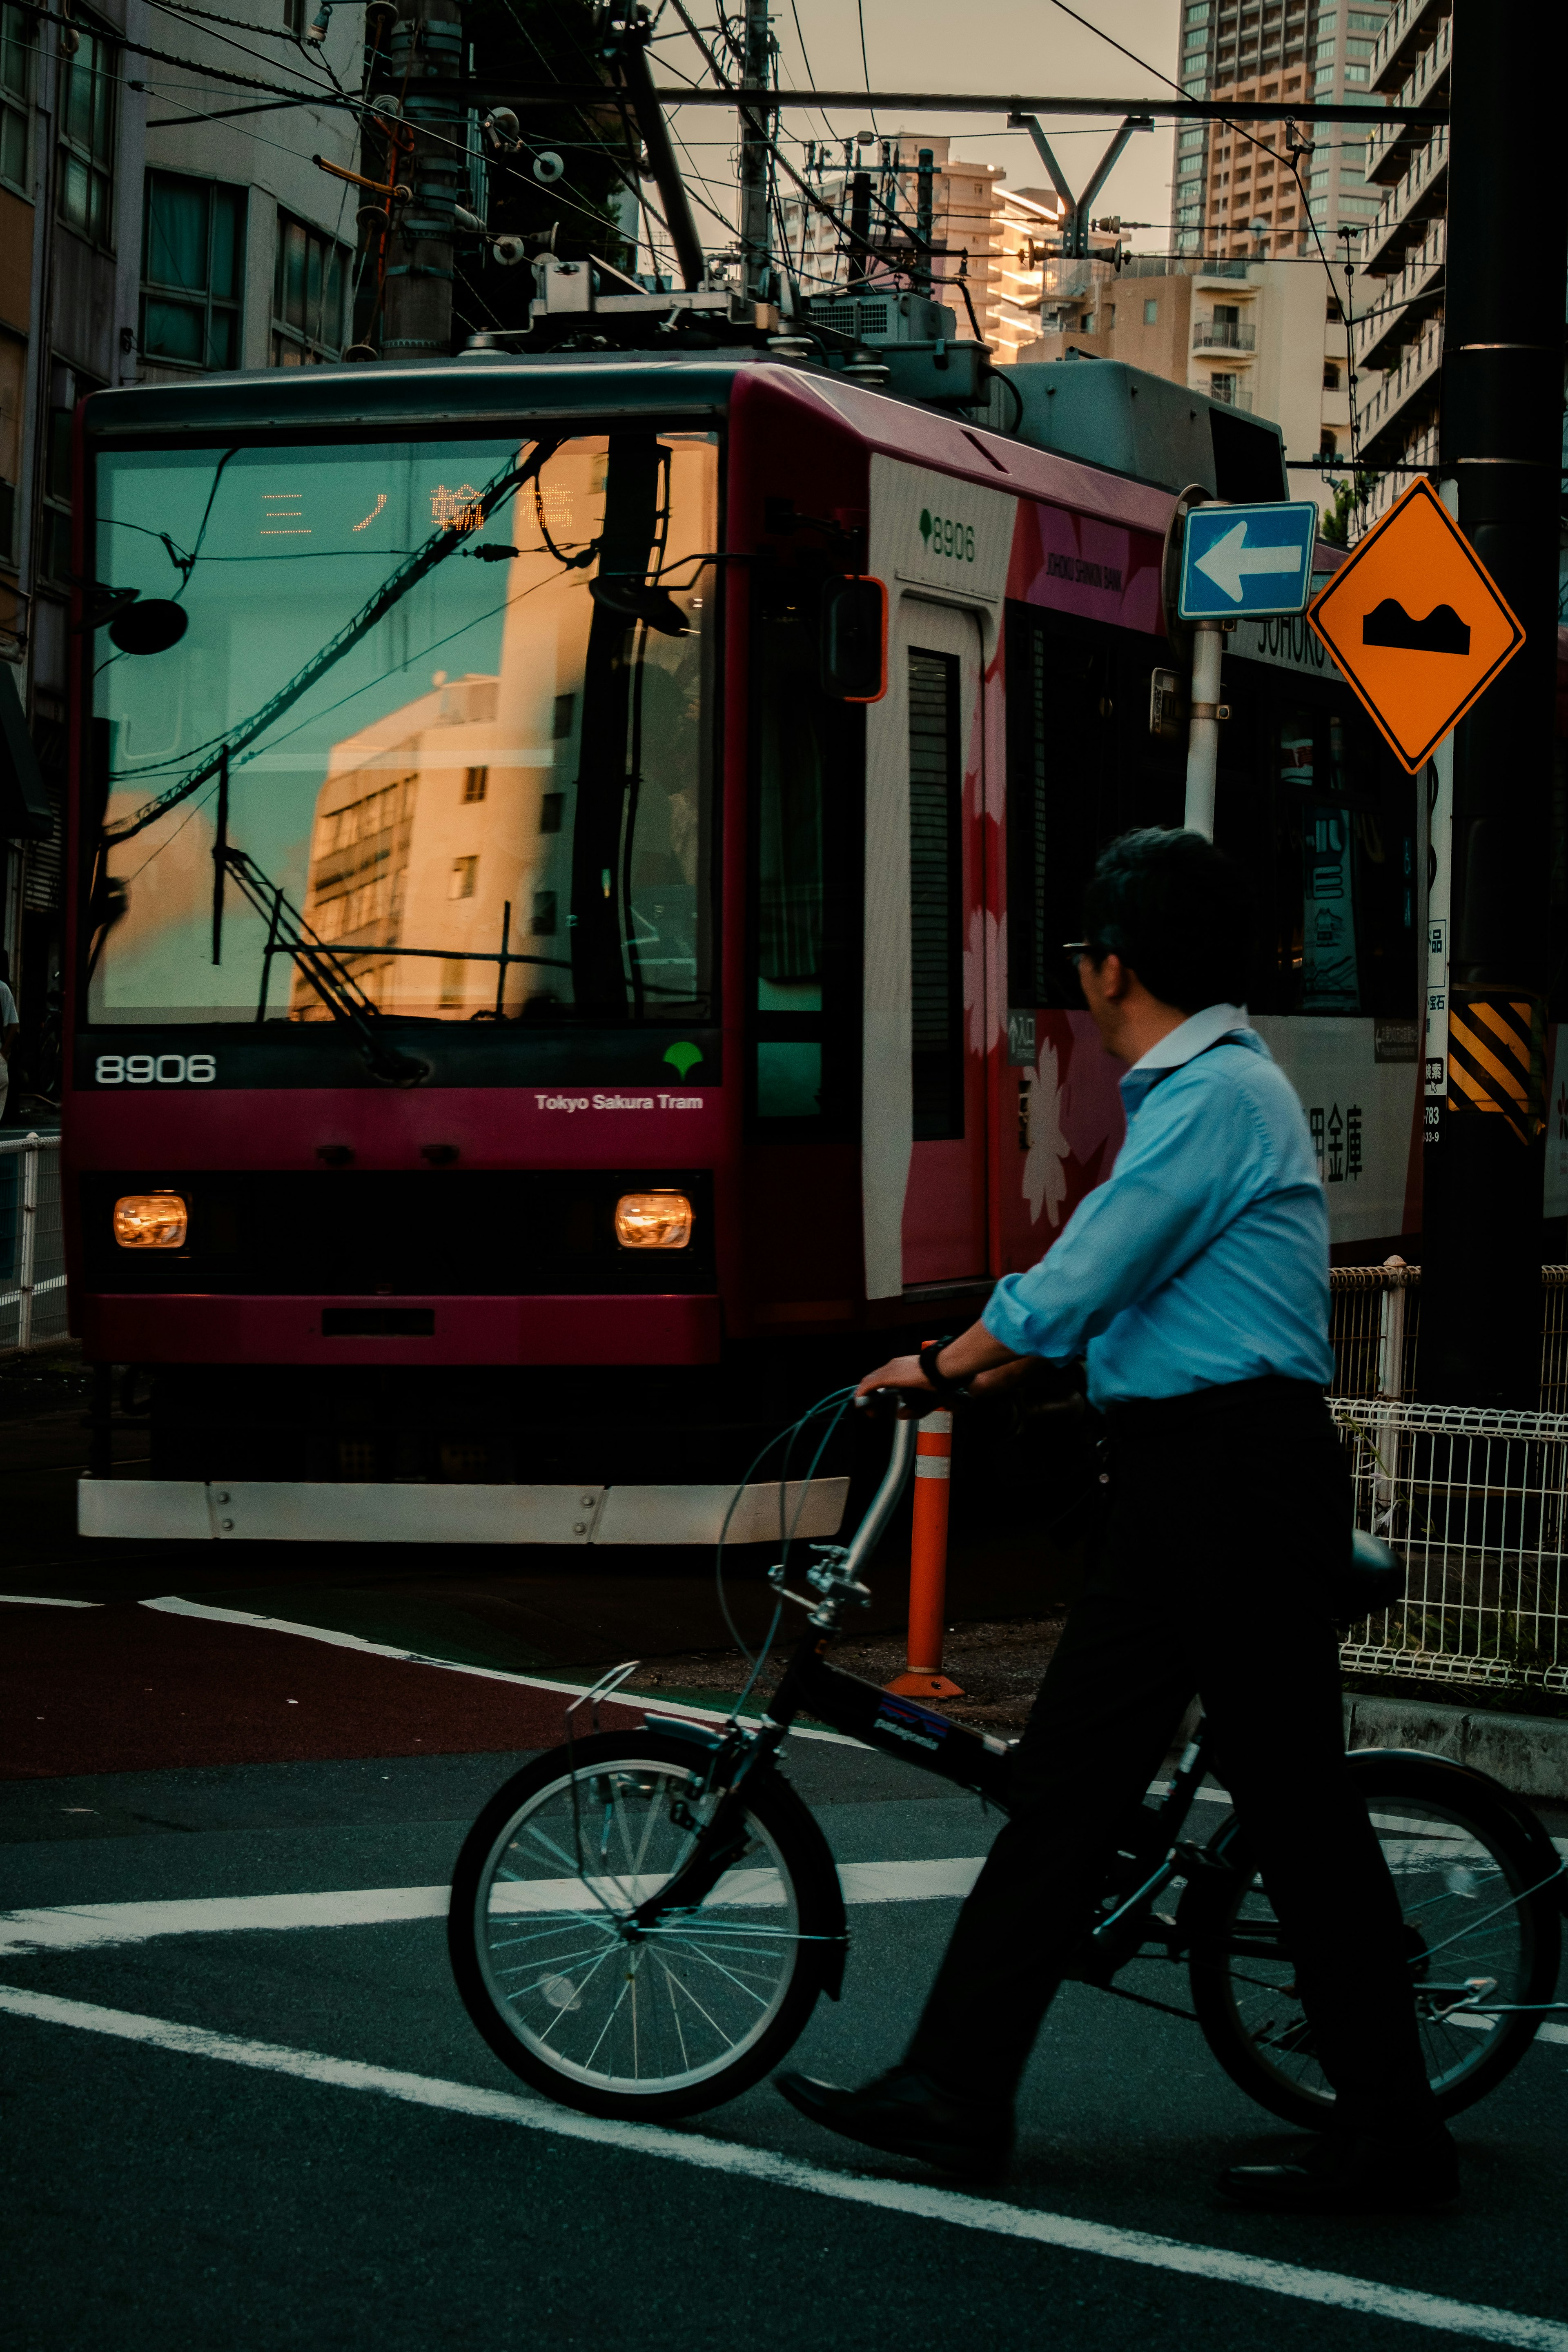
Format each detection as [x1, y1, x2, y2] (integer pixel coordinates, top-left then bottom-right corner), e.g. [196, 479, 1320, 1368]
[94, 1054, 216, 1086]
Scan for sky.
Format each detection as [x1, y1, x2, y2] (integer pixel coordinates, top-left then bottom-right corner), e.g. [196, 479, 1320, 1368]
[662, 0, 1185, 259]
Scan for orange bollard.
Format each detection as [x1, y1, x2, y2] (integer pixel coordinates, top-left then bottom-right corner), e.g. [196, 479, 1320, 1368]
[884, 1408, 964, 1699]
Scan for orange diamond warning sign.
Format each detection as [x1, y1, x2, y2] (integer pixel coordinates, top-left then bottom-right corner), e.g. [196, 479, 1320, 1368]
[1306, 477, 1525, 773]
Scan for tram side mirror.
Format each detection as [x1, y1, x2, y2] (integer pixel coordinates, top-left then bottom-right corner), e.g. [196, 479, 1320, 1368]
[819, 575, 887, 702]
[108, 599, 189, 656]
[589, 575, 688, 636]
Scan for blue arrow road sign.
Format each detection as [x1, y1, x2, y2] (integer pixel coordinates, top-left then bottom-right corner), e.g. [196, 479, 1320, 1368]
[1178, 500, 1319, 620]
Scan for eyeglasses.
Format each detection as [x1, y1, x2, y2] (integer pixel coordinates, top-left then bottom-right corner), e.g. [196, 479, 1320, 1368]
[1062, 939, 1109, 966]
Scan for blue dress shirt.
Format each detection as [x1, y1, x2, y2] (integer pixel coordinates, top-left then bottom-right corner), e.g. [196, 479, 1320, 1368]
[982, 1004, 1334, 1408]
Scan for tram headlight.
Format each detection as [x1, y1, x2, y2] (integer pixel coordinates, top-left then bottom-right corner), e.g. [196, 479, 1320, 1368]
[113, 1192, 188, 1249]
[614, 1190, 693, 1250]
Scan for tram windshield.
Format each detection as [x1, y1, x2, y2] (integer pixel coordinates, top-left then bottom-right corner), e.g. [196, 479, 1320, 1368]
[87, 430, 717, 1026]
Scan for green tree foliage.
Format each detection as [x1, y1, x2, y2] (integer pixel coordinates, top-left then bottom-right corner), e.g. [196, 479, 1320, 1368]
[1320, 470, 1382, 548]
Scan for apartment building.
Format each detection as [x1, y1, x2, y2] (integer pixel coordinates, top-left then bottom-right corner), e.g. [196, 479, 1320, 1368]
[1013, 0, 1386, 518]
[1349, 0, 1450, 533]
[1173, 0, 1390, 263]
[780, 136, 1054, 353]
[0, 0, 361, 1108]
[1018, 254, 1349, 510]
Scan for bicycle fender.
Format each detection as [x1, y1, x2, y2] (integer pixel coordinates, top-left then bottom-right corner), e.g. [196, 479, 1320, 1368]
[1343, 1746, 1568, 1905]
[766, 1771, 850, 2000]
[1173, 1743, 1567, 1943]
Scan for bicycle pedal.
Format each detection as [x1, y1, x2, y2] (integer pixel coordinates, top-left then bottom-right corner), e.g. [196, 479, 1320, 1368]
[1172, 1840, 1234, 1878]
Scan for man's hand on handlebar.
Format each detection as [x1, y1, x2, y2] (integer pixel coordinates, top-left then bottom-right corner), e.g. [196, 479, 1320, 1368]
[855, 1354, 941, 1420]
[854, 1322, 1029, 1418]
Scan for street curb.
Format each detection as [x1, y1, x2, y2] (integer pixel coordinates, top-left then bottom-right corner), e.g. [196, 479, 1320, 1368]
[1346, 1694, 1568, 1806]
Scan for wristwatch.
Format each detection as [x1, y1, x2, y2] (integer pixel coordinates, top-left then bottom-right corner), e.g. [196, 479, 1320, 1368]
[918, 1336, 972, 1401]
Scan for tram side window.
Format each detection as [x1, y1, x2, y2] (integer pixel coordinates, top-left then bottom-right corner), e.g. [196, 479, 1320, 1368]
[909, 648, 964, 1139]
[1267, 699, 1415, 1017]
[1004, 609, 1152, 1010]
[754, 595, 827, 1118]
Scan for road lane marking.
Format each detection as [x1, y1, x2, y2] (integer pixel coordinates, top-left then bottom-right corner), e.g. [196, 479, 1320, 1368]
[0, 1983, 1563, 2350]
[0, 1594, 102, 1607]
[0, 1858, 990, 1957]
[138, 1595, 865, 1746]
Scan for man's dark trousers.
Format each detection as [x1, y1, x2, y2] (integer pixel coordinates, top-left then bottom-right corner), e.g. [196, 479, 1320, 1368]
[907, 1376, 1439, 2135]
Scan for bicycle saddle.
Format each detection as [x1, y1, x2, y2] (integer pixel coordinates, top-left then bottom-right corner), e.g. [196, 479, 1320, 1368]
[1332, 1528, 1402, 1625]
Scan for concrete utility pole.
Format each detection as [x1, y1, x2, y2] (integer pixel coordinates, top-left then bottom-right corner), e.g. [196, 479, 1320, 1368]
[381, 0, 465, 356]
[736, 0, 774, 300]
[1417, 0, 1568, 1405]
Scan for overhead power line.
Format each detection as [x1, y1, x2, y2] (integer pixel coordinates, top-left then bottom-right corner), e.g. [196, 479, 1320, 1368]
[423, 85, 1445, 127]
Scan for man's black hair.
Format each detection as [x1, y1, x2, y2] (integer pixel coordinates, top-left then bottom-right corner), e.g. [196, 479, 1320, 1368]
[1081, 828, 1253, 1013]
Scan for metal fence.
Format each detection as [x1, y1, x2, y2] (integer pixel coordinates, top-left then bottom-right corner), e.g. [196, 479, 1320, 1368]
[1328, 1264, 1422, 1403]
[1334, 1399, 1568, 1695]
[1327, 1268, 1568, 1688]
[1328, 1263, 1568, 1412]
[0, 1131, 67, 1355]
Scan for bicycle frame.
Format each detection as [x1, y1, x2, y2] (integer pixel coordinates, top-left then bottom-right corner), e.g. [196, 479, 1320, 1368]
[633, 1414, 1225, 1993]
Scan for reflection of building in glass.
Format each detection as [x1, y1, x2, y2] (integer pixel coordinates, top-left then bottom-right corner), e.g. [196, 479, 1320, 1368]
[292, 434, 715, 1022]
[293, 669, 548, 1020]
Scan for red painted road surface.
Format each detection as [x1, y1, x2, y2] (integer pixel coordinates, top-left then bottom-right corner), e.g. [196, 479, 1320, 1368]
[1, 1600, 647, 1779]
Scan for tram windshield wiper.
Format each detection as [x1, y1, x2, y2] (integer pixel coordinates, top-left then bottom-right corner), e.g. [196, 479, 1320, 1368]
[214, 838, 427, 1086]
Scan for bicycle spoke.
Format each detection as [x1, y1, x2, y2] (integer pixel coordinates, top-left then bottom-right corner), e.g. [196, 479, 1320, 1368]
[521, 1942, 618, 2027]
[1199, 1784, 1544, 2120]
[652, 1949, 742, 2052]
[470, 1749, 806, 2098]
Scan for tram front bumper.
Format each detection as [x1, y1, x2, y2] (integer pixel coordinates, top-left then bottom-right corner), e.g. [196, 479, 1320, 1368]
[77, 1474, 850, 1546]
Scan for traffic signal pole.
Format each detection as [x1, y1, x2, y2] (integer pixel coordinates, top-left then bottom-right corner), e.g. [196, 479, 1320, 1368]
[1417, 0, 1568, 1405]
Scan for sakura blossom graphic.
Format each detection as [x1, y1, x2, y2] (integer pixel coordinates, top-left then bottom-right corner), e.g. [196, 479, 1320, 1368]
[1022, 1033, 1073, 1230]
[964, 906, 1002, 1058]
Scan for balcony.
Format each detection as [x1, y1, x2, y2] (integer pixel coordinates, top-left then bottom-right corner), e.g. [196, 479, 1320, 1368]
[1350, 424, 1441, 539]
[1366, 12, 1451, 182]
[1206, 380, 1254, 411]
[1370, 0, 1448, 93]
[1353, 216, 1444, 372]
[1359, 125, 1448, 277]
[1193, 320, 1257, 351]
[1356, 318, 1443, 463]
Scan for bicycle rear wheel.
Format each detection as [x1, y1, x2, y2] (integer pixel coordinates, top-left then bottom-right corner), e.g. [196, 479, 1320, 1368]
[448, 1731, 841, 2122]
[1187, 1751, 1563, 2128]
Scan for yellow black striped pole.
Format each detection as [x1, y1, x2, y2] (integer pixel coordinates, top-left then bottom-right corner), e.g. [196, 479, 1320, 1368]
[1444, 990, 1546, 1144]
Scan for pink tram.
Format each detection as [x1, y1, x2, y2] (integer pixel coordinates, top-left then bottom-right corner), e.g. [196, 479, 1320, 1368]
[65, 334, 1423, 1546]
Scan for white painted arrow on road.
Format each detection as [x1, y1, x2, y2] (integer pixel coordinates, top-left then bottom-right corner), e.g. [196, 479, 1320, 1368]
[1194, 520, 1305, 603]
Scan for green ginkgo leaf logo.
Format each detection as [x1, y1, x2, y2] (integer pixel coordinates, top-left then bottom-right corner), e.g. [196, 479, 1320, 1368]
[664, 1040, 704, 1079]
[918, 508, 933, 545]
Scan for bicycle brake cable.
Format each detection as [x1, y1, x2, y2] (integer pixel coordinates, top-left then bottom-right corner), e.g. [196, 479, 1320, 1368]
[713, 1386, 858, 1701]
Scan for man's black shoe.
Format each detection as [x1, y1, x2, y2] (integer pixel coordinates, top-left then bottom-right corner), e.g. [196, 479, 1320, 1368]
[1218, 2128, 1460, 2215]
[776, 2066, 1013, 2181]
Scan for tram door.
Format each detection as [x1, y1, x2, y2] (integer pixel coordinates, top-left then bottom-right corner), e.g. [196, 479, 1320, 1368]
[862, 594, 990, 1296]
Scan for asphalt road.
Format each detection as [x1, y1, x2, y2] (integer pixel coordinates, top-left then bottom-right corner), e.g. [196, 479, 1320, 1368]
[5, 1404, 1568, 2351]
[4, 1731, 1568, 2352]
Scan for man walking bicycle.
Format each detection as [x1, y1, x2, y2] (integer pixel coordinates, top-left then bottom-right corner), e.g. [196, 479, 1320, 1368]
[780, 828, 1457, 2214]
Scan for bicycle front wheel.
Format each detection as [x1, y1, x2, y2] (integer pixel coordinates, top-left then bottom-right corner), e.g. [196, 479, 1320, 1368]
[1187, 1751, 1563, 2128]
[448, 1731, 841, 2122]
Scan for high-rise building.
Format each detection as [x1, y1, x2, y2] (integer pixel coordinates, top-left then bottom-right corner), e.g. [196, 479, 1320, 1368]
[1348, 0, 1450, 535]
[1172, 0, 1391, 265]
